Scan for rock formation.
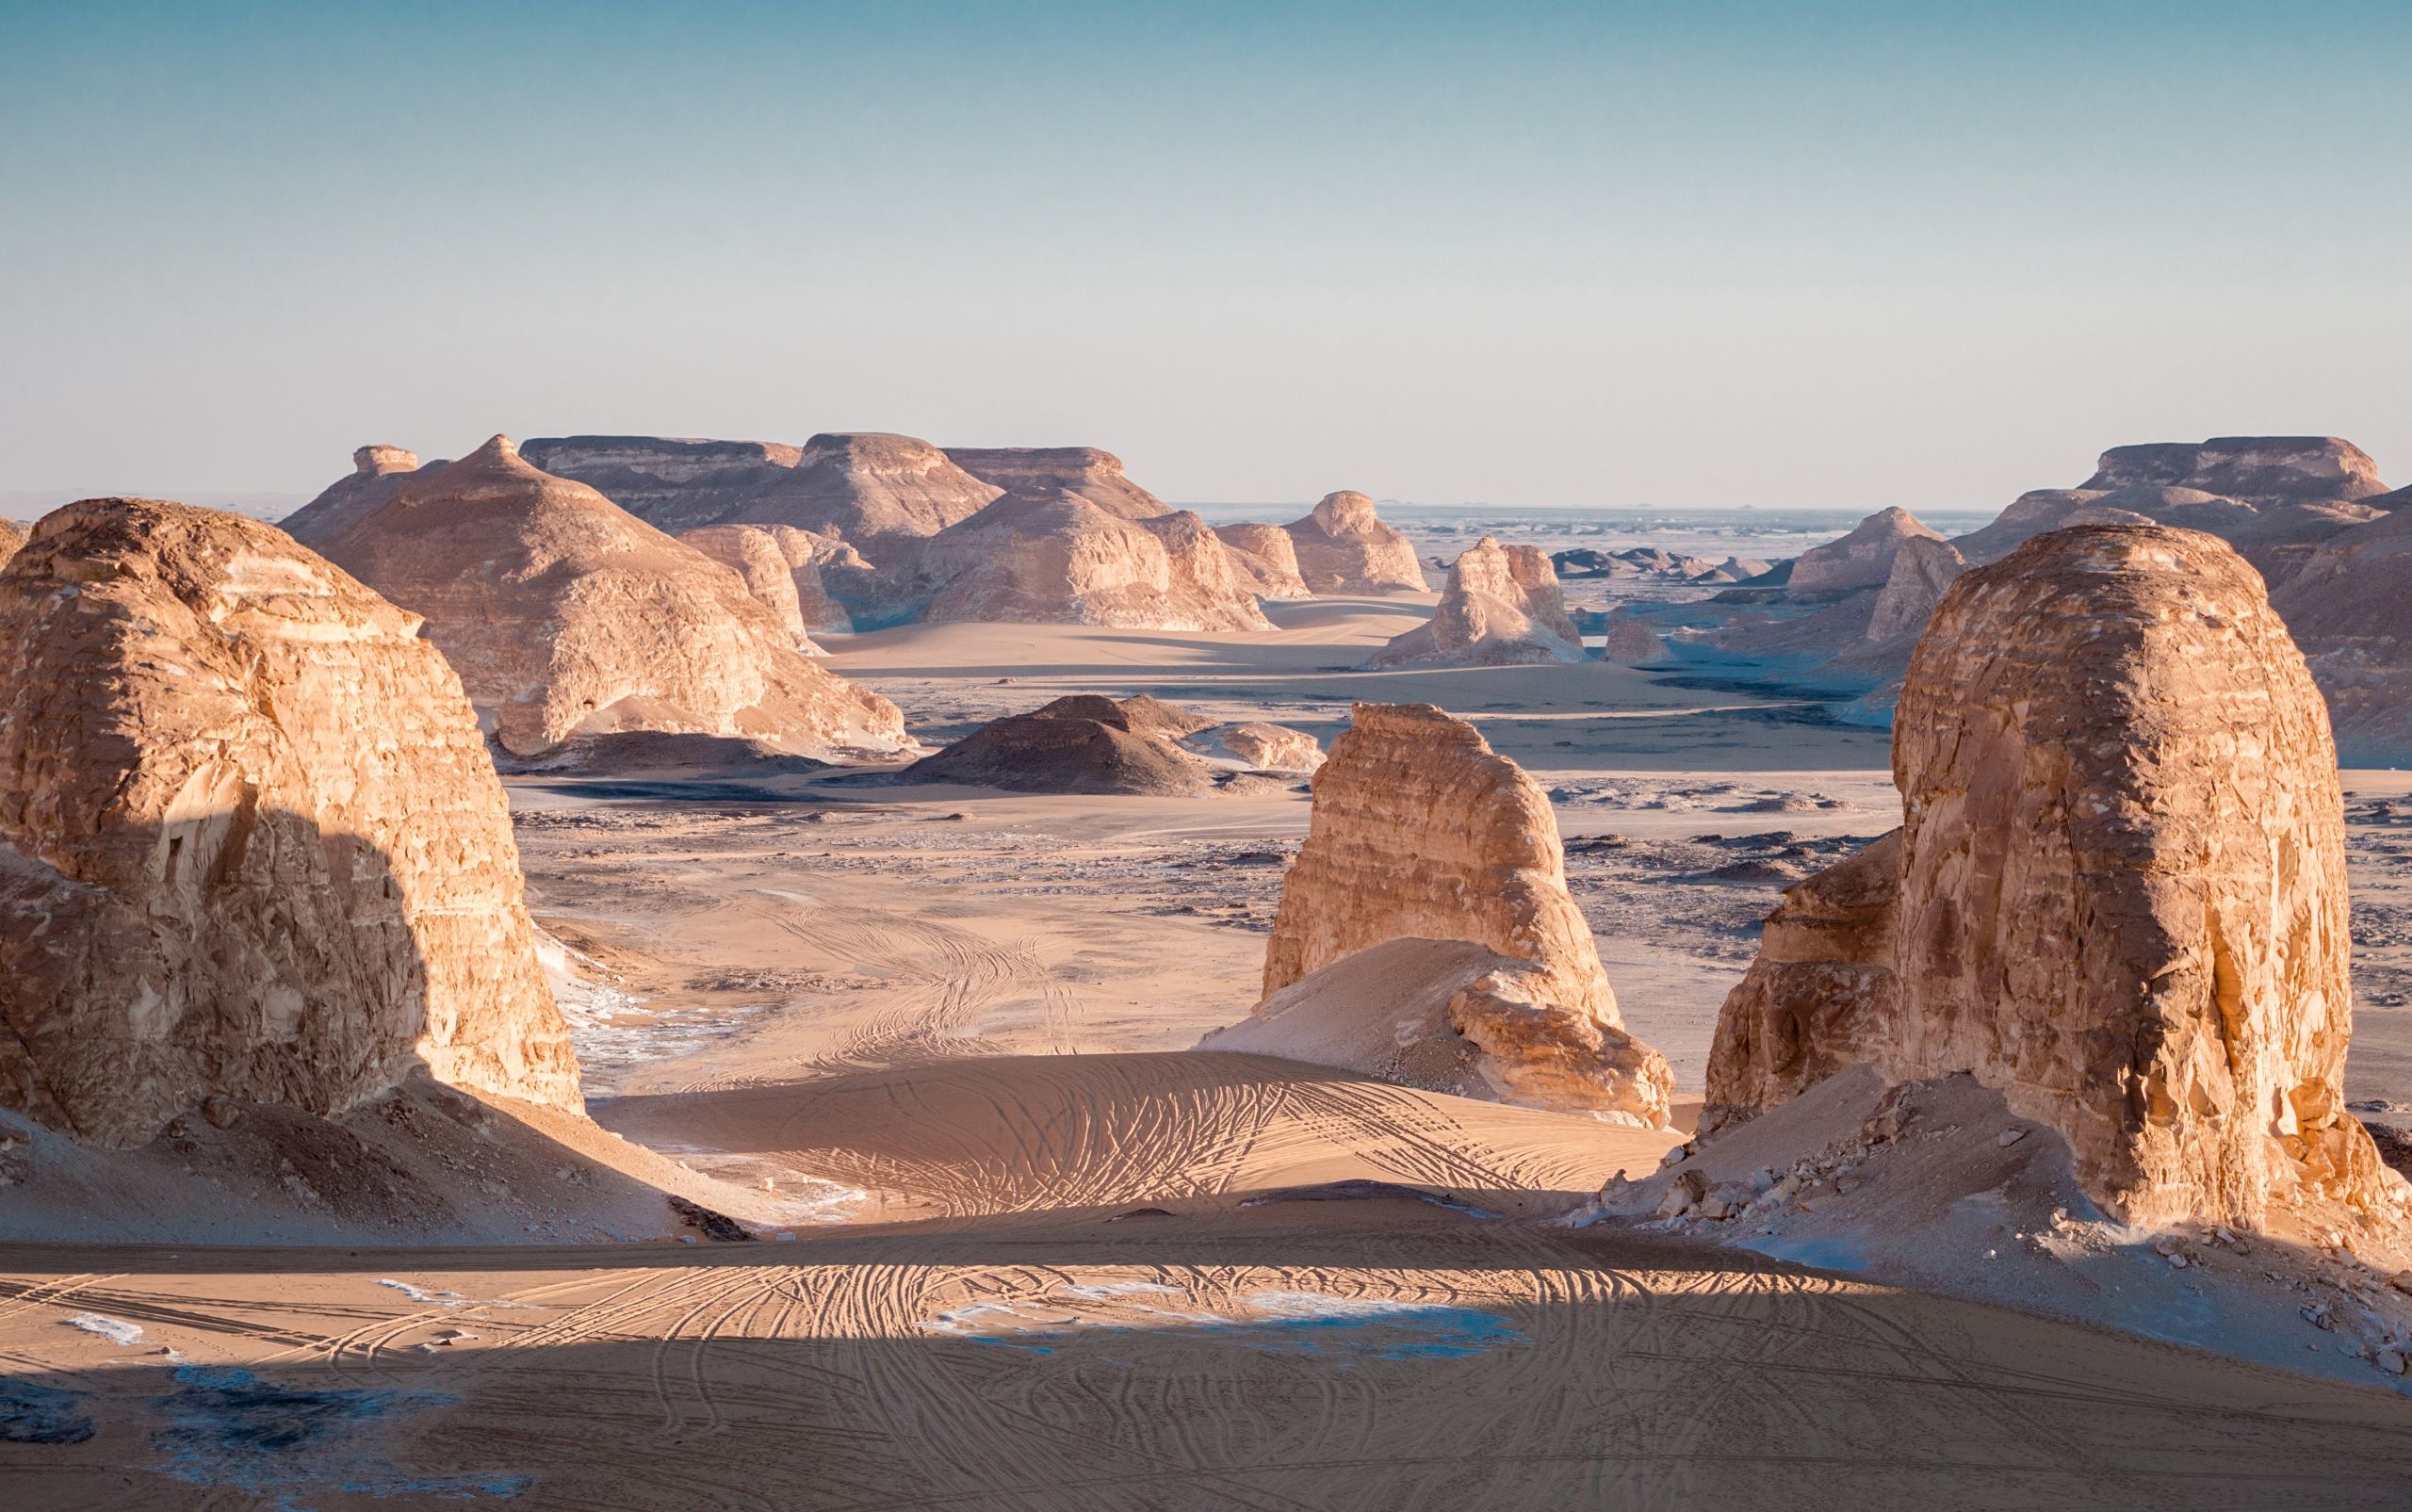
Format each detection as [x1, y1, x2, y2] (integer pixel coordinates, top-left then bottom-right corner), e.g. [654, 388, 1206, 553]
[1599, 616, 1667, 662]
[945, 447, 1171, 520]
[316, 436, 907, 758]
[725, 432, 1001, 540]
[911, 493, 1273, 631]
[1785, 508, 1945, 595]
[678, 523, 867, 640]
[0, 520, 24, 567]
[1282, 492, 1426, 593]
[2083, 435, 2387, 504]
[280, 445, 434, 545]
[0, 498, 581, 1147]
[518, 435, 804, 533]
[1703, 525, 2388, 1228]
[1252, 703, 1671, 1124]
[1185, 722, 1325, 772]
[676, 524, 822, 651]
[1366, 536, 1583, 668]
[896, 695, 1213, 795]
[1214, 523, 1311, 599]
[2269, 506, 2412, 765]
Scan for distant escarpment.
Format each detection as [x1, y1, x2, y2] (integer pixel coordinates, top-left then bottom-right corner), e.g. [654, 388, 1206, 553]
[313, 435, 907, 758]
[0, 498, 581, 1147]
[944, 447, 1172, 520]
[1367, 536, 1582, 668]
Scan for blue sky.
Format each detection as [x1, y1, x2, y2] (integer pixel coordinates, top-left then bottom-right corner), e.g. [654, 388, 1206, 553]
[3, 1, 2407, 510]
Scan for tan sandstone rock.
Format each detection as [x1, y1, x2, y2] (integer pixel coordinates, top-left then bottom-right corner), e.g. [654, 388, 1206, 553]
[1283, 492, 1426, 594]
[518, 435, 804, 532]
[1599, 616, 1667, 662]
[0, 498, 580, 1146]
[0, 520, 23, 567]
[1366, 536, 1582, 668]
[1194, 722, 1324, 773]
[1254, 703, 1672, 1124]
[1785, 507, 1945, 595]
[318, 436, 907, 758]
[2084, 435, 2388, 504]
[281, 445, 434, 545]
[944, 447, 1172, 520]
[1213, 523, 1312, 599]
[1703, 524, 2389, 1229]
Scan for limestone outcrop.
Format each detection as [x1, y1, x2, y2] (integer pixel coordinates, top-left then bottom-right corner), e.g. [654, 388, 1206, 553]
[1214, 523, 1311, 599]
[676, 524, 822, 651]
[0, 520, 23, 567]
[944, 447, 1171, 520]
[2269, 506, 2412, 765]
[1785, 508, 1945, 595]
[519, 435, 804, 533]
[1365, 536, 1582, 667]
[912, 493, 1273, 631]
[281, 445, 435, 545]
[896, 695, 1214, 795]
[1190, 721, 1324, 773]
[2083, 435, 2387, 504]
[725, 432, 1001, 540]
[1703, 525, 2388, 1228]
[0, 498, 581, 1146]
[678, 523, 867, 640]
[1253, 703, 1671, 1124]
[1282, 492, 1426, 593]
[317, 436, 907, 758]
[1599, 616, 1667, 662]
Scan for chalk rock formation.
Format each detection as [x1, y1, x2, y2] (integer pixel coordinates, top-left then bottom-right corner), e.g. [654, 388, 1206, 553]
[1599, 616, 1667, 662]
[2270, 506, 2412, 765]
[519, 435, 804, 532]
[1214, 523, 1311, 599]
[676, 524, 821, 651]
[896, 695, 1214, 795]
[1186, 722, 1325, 772]
[1852, 536, 1968, 653]
[1283, 492, 1426, 593]
[318, 436, 906, 758]
[0, 498, 581, 1146]
[281, 445, 433, 545]
[0, 520, 23, 567]
[1254, 703, 1671, 1123]
[2084, 435, 2387, 504]
[944, 447, 1171, 520]
[679, 523, 866, 640]
[725, 432, 1000, 540]
[1786, 508, 1945, 595]
[914, 493, 1273, 631]
[1365, 536, 1583, 668]
[1703, 525, 2388, 1228]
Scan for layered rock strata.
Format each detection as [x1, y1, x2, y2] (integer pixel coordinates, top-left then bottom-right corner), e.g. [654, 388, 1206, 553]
[912, 493, 1273, 631]
[1214, 523, 1311, 599]
[1254, 703, 1671, 1123]
[281, 445, 434, 545]
[944, 447, 1171, 520]
[2083, 435, 2387, 504]
[1785, 508, 1946, 595]
[725, 432, 1000, 540]
[0, 499, 581, 1146]
[1282, 492, 1426, 593]
[2270, 505, 2412, 765]
[518, 435, 804, 533]
[1366, 536, 1582, 668]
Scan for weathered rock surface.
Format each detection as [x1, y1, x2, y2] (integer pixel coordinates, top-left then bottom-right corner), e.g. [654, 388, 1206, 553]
[2084, 435, 2388, 504]
[318, 436, 907, 758]
[725, 432, 1000, 540]
[1785, 508, 1945, 595]
[1185, 721, 1325, 772]
[896, 695, 1214, 795]
[912, 493, 1273, 631]
[1599, 616, 1667, 662]
[518, 436, 804, 532]
[1283, 492, 1426, 593]
[944, 447, 1171, 520]
[1366, 536, 1583, 668]
[1214, 523, 1311, 599]
[1703, 525, 2390, 1229]
[0, 520, 23, 567]
[2270, 505, 2412, 765]
[0, 498, 581, 1146]
[676, 524, 822, 651]
[281, 445, 436, 545]
[1255, 703, 1671, 1124]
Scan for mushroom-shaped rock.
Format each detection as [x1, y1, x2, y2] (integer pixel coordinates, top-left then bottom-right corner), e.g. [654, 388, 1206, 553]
[1785, 508, 1945, 595]
[1242, 703, 1672, 1124]
[317, 436, 906, 758]
[944, 446, 1172, 520]
[1282, 492, 1426, 593]
[280, 444, 436, 545]
[0, 499, 580, 1146]
[1213, 523, 1312, 599]
[1365, 536, 1582, 668]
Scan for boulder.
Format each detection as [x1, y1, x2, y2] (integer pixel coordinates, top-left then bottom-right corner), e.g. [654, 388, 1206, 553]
[280, 445, 436, 545]
[944, 447, 1171, 520]
[1282, 492, 1426, 593]
[895, 694, 1214, 795]
[1785, 508, 1945, 595]
[1365, 536, 1583, 668]
[317, 436, 907, 758]
[1703, 524, 2389, 1228]
[1214, 523, 1312, 599]
[1253, 703, 1671, 1124]
[0, 499, 581, 1146]
[1599, 616, 1667, 663]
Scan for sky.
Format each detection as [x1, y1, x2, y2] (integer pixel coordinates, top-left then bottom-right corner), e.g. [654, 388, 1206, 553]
[3, 1, 2408, 512]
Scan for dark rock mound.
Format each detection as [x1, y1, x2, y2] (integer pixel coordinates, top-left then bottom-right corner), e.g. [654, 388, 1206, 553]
[895, 695, 1214, 795]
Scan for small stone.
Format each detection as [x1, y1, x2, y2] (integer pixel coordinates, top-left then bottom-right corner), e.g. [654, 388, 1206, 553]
[201, 1096, 241, 1130]
[1997, 1128, 2027, 1148]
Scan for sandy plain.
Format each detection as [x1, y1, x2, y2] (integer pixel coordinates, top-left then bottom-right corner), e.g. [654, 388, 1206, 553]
[8, 595, 2412, 1508]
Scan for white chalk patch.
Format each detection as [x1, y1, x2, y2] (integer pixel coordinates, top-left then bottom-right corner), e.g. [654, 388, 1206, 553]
[62, 1313, 143, 1346]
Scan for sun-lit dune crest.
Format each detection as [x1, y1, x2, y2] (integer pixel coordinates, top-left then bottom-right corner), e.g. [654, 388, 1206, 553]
[1213, 701, 1673, 1126]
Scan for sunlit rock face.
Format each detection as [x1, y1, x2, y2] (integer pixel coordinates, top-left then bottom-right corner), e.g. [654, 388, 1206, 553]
[0, 498, 581, 1146]
[911, 492, 1273, 631]
[1259, 702, 1672, 1125]
[723, 432, 1001, 541]
[1785, 508, 1945, 595]
[679, 524, 825, 650]
[1282, 492, 1426, 593]
[280, 444, 437, 545]
[1703, 524, 2389, 1228]
[316, 436, 907, 758]
[944, 446, 1171, 520]
[1366, 536, 1582, 668]
[1213, 522, 1311, 599]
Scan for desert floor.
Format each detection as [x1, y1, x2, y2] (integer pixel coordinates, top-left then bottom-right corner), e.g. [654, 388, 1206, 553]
[8, 597, 2412, 1508]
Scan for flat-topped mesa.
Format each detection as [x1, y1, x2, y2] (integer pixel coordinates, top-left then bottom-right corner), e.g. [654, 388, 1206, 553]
[724, 431, 1001, 542]
[1366, 536, 1583, 668]
[944, 446, 1172, 520]
[2085, 435, 2388, 504]
[1250, 703, 1673, 1124]
[1785, 507, 1945, 595]
[1283, 491, 1426, 593]
[1214, 521, 1312, 599]
[517, 435, 805, 533]
[315, 435, 907, 758]
[912, 491, 1273, 631]
[0, 498, 580, 1146]
[1705, 524, 2393, 1229]
[281, 444, 443, 545]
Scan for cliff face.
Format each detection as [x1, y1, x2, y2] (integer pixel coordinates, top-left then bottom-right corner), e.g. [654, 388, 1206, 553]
[1257, 703, 1672, 1124]
[1703, 525, 2387, 1229]
[280, 445, 435, 545]
[518, 435, 804, 532]
[317, 436, 907, 758]
[1785, 508, 1945, 595]
[0, 499, 581, 1147]
[680, 523, 862, 635]
[1283, 493, 1426, 593]
[677, 524, 822, 651]
[1365, 536, 1583, 668]
[944, 447, 1171, 520]
[725, 432, 1001, 540]
[913, 493, 1272, 631]
[1214, 523, 1311, 599]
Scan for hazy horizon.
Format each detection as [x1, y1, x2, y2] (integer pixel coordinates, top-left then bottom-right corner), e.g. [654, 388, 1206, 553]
[7, 2, 2408, 511]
